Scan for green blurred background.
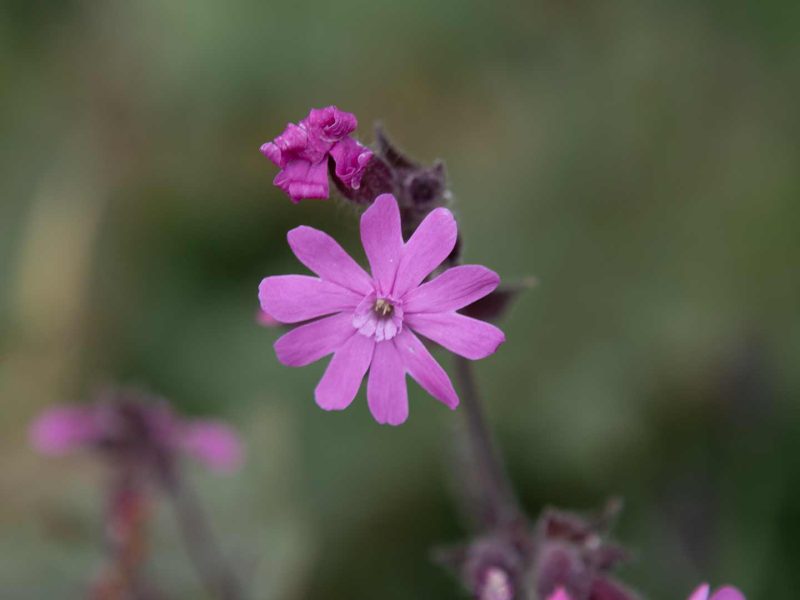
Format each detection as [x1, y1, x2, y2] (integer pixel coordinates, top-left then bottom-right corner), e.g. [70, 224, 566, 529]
[1, 0, 798, 598]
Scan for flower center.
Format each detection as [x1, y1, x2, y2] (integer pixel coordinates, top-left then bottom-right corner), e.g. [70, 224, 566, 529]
[373, 298, 394, 317]
[353, 294, 404, 342]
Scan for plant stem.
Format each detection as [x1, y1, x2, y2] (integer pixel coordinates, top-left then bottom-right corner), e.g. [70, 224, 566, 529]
[159, 465, 243, 600]
[453, 356, 522, 530]
[93, 470, 156, 600]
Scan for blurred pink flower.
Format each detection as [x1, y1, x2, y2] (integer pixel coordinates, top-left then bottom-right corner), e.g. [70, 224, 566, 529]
[29, 406, 100, 455]
[30, 395, 244, 473]
[536, 583, 746, 600]
[261, 105, 372, 202]
[259, 193, 505, 425]
[533, 503, 635, 600]
[547, 587, 571, 600]
[688, 583, 746, 600]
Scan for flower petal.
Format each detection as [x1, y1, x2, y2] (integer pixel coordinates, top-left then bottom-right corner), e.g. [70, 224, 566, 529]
[710, 587, 746, 600]
[260, 122, 308, 167]
[273, 159, 329, 203]
[360, 194, 403, 295]
[304, 106, 358, 143]
[403, 265, 500, 313]
[274, 313, 356, 366]
[181, 421, 244, 473]
[393, 207, 457, 297]
[287, 226, 373, 295]
[260, 141, 282, 166]
[405, 312, 505, 360]
[687, 584, 710, 600]
[330, 137, 373, 189]
[29, 406, 98, 455]
[394, 329, 458, 409]
[367, 341, 409, 425]
[259, 275, 361, 323]
[315, 333, 375, 411]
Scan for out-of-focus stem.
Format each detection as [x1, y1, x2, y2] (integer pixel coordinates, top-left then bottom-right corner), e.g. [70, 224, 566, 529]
[92, 472, 155, 600]
[159, 465, 243, 600]
[453, 356, 522, 530]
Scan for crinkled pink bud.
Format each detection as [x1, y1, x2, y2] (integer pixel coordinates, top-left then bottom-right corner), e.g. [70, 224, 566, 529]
[303, 106, 357, 143]
[260, 122, 308, 167]
[261, 106, 367, 202]
[273, 159, 329, 203]
[330, 137, 373, 190]
[29, 406, 99, 455]
[181, 421, 244, 472]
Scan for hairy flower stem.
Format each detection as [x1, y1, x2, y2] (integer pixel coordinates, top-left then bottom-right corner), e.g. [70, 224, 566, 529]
[453, 356, 523, 530]
[158, 464, 243, 600]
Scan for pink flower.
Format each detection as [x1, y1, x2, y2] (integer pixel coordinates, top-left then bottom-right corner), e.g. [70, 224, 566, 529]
[260, 106, 373, 203]
[547, 588, 571, 600]
[688, 583, 746, 600]
[259, 194, 505, 425]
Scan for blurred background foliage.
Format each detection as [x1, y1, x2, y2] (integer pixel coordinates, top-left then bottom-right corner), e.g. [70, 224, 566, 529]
[1, 0, 799, 598]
